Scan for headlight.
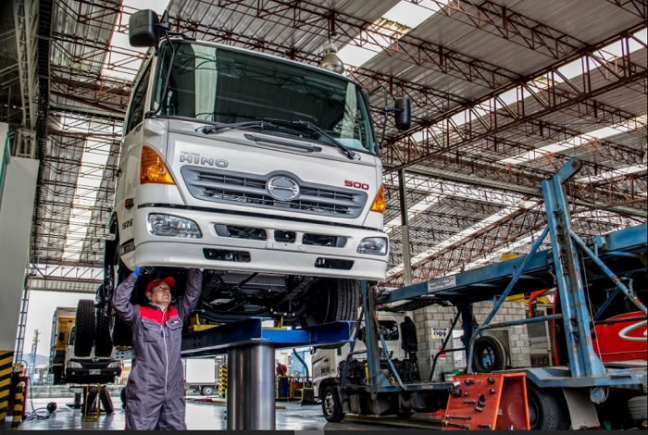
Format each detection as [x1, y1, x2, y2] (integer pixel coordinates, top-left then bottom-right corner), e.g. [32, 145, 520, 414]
[357, 237, 388, 256]
[147, 214, 202, 238]
[67, 362, 83, 368]
[108, 361, 121, 369]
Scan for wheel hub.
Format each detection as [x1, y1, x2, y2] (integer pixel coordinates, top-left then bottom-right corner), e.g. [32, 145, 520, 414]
[324, 393, 335, 416]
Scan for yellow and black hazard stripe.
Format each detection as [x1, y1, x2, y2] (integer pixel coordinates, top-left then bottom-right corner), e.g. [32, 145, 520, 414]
[0, 350, 13, 423]
[11, 381, 25, 428]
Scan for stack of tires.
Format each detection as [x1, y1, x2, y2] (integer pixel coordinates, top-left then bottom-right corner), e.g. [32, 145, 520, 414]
[74, 299, 113, 357]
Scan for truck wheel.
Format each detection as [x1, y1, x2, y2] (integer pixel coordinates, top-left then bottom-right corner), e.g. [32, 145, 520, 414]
[303, 279, 360, 348]
[322, 386, 344, 423]
[74, 300, 96, 357]
[303, 279, 360, 326]
[201, 386, 215, 396]
[628, 395, 647, 422]
[112, 315, 133, 347]
[472, 335, 506, 373]
[107, 233, 134, 347]
[526, 384, 570, 430]
[95, 309, 113, 357]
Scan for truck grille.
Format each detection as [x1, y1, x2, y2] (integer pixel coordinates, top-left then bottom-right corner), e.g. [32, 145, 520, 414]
[181, 167, 367, 218]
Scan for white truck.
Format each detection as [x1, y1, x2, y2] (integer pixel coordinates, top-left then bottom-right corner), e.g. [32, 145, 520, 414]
[312, 312, 440, 421]
[97, 10, 411, 346]
[49, 301, 122, 385]
[184, 358, 218, 396]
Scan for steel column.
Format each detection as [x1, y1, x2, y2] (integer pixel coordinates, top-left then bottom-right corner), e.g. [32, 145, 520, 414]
[541, 158, 607, 393]
[398, 169, 413, 286]
[361, 282, 391, 401]
[227, 343, 275, 430]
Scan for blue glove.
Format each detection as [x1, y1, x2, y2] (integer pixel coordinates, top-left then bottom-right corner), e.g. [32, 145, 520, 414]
[133, 266, 154, 278]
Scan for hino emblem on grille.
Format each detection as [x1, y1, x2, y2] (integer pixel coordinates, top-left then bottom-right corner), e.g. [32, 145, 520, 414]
[267, 176, 300, 201]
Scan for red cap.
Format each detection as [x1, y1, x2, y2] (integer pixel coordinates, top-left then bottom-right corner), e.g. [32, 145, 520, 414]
[145, 276, 176, 295]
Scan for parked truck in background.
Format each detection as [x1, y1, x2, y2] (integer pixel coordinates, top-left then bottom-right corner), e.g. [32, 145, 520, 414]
[48, 300, 122, 385]
[97, 9, 411, 348]
[184, 358, 218, 396]
[48, 307, 76, 384]
[312, 312, 439, 421]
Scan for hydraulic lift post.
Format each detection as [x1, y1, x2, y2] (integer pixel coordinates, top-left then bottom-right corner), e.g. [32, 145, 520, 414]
[181, 317, 354, 430]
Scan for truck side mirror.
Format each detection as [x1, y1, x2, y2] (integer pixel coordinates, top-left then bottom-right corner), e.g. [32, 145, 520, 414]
[129, 10, 161, 47]
[394, 98, 411, 131]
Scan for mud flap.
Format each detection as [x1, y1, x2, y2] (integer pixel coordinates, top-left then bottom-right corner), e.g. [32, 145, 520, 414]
[562, 388, 600, 430]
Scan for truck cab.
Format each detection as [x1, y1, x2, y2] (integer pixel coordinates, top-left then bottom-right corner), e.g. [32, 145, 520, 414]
[100, 10, 411, 347]
[312, 312, 417, 400]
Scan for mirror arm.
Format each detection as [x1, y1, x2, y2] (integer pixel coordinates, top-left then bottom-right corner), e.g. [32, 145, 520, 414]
[368, 85, 389, 155]
[147, 26, 177, 118]
[383, 106, 403, 113]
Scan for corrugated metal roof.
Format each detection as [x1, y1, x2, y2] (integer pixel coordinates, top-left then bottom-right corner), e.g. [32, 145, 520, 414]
[7, 0, 643, 290]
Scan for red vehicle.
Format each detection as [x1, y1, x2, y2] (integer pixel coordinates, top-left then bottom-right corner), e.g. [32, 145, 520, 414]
[543, 288, 648, 366]
[592, 312, 647, 362]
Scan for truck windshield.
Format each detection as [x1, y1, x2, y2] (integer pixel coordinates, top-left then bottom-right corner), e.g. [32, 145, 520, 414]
[153, 41, 377, 154]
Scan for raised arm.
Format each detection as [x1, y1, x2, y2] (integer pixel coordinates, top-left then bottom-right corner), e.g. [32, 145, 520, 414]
[112, 271, 139, 327]
[176, 268, 203, 320]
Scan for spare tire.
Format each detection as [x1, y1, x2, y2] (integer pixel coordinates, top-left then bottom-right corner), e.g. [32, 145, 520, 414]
[95, 309, 113, 357]
[472, 335, 507, 373]
[74, 299, 96, 357]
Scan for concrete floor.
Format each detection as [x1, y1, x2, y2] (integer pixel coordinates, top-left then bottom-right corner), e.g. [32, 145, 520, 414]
[13, 397, 400, 431]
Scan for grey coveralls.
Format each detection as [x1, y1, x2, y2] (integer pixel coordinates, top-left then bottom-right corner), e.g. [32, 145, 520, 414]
[113, 269, 202, 430]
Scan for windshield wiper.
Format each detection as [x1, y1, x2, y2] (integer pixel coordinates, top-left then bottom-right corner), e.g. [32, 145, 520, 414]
[199, 120, 276, 135]
[244, 133, 322, 153]
[260, 118, 357, 160]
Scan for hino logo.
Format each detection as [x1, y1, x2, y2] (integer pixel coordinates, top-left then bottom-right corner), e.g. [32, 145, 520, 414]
[267, 176, 300, 201]
[180, 153, 228, 168]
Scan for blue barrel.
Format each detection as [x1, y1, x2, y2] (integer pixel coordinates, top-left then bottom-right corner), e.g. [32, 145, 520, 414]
[277, 377, 289, 398]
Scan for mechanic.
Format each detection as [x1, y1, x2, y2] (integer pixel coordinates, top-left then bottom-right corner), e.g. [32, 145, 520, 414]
[113, 266, 203, 430]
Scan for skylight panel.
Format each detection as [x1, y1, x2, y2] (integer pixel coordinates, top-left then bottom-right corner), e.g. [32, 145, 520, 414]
[61, 139, 111, 262]
[499, 115, 647, 165]
[574, 164, 647, 183]
[337, 1, 448, 69]
[428, 27, 647, 147]
[387, 201, 532, 276]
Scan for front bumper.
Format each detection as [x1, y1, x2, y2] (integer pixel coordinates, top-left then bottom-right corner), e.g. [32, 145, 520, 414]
[123, 206, 388, 280]
[65, 368, 121, 384]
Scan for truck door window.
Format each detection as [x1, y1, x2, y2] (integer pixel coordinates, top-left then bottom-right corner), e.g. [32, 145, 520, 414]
[126, 64, 151, 133]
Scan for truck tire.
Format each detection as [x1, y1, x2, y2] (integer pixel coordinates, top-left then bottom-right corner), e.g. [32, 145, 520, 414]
[121, 387, 126, 409]
[628, 395, 647, 422]
[201, 386, 215, 396]
[112, 315, 133, 347]
[74, 299, 96, 357]
[322, 386, 344, 423]
[303, 279, 360, 326]
[95, 309, 113, 357]
[303, 279, 360, 348]
[472, 335, 506, 373]
[526, 384, 570, 430]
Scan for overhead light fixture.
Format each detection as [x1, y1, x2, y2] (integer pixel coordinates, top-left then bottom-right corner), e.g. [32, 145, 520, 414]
[319, 42, 345, 74]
